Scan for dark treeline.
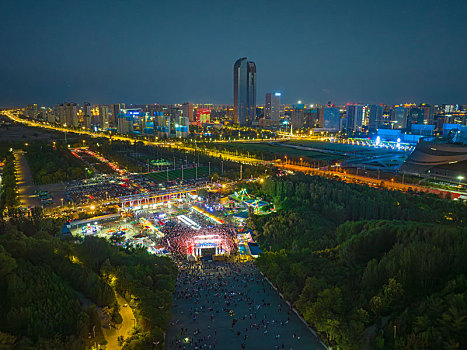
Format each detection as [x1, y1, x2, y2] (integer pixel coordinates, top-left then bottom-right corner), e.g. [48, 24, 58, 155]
[0, 148, 18, 216]
[75, 236, 178, 349]
[249, 174, 467, 349]
[0, 212, 177, 349]
[0, 214, 111, 349]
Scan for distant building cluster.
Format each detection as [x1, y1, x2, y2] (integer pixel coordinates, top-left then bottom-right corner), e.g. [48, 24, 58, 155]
[20, 58, 467, 143]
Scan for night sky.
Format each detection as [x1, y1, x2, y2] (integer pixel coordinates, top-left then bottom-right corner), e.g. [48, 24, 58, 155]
[1, 0, 466, 106]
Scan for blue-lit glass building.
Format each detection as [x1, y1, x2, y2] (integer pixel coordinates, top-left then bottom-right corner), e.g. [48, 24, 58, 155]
[234, 57, 256, 126]
[322, 107, 340, 131]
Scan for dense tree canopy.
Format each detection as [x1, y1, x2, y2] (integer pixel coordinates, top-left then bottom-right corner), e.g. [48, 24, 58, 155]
[250, 174, 467, 349]
[0, 214, 177, 349]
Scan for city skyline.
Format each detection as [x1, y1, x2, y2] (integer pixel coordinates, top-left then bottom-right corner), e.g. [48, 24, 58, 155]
[0, 0, 466, 106]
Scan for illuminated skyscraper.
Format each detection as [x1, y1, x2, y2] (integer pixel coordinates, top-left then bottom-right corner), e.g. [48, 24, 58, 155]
[234, 57, 256, 125]
[182, 102, 194, 122]
[392, 106, 409, 129]
[265, 92, 281, 123]
[346, 104, 364, 132]
[57, 103, 78, 127]
[368, 104, 384, 132]
[111, 103, 125, 125]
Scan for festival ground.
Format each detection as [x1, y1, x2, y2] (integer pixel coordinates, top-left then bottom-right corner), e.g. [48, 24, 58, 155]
[166, 261, 325, 350]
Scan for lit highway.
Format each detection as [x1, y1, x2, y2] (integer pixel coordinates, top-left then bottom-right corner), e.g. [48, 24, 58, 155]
[3, 110, 465, 199]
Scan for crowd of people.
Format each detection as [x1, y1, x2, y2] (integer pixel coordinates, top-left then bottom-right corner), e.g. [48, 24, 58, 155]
[166, 261, 324, 349]
[162, 216, 237, 259]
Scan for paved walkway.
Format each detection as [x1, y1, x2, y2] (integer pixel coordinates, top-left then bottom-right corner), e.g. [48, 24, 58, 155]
[166, 261, 325, 350]
[102, 295, 135, 350]
[13, 150, 40, 208]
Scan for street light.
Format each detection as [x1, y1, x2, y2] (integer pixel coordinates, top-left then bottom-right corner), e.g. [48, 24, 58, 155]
[458, 175, 464, 186]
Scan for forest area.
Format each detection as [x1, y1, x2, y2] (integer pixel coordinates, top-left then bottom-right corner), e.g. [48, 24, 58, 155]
[25, 141, 86, 185]
[0, 212, 177, 349]
[0, 145, 18, 216]
[249, 174, 467, 349]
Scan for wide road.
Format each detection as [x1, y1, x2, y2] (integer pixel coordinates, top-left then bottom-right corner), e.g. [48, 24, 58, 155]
[279, 162, 465, 198]
[166, 261, 325, 350]
[4, 110, 464, 199]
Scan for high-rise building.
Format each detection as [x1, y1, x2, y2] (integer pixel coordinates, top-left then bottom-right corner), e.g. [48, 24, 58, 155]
[407, 107, 424, 128]
[111, 103, 124, 125]
[234, 57, 256, 125]
[265, 93, 281, 123]
[182, 102, 194, 122]
[392, 106, 409, 129]
[346, 104, 364, 132]
[57, 103, 78, 127]
[319, 107, 340, 131]
[25, 104, 38, 118]
[420, 104, 434, 124]
[83, 115, 91, 129]
[117, 108, 139, 134]
[368, 105, 384, 132]
[99, 105, 110, 129]
[83, 102, 91, 117]
[175, 116, 190, 138]
[196, 109, 211, 124]
[290, 104, 319, 129]
[155, 115, 170, 138]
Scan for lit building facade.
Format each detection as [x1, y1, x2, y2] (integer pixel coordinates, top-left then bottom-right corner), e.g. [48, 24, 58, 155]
[368, 104, 384, 132]
[345, 104, 364, 132]
[265, 92, 281, 123]
[57, 103, 78, 127]
[234, 57, 256, 125]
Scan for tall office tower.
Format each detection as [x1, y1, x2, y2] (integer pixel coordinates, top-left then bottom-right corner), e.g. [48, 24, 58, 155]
[346, 104, 364, 132]
[111, 103, 124, 125]
[265, 93, 281, 123]
[392, 106, 409, 129]
[182, 102, 194, 122]
[319, 107, 340, 131]
[57, 103, 78, 127]
[233, 57, 256, 125]
[368, 104, 384, 132]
